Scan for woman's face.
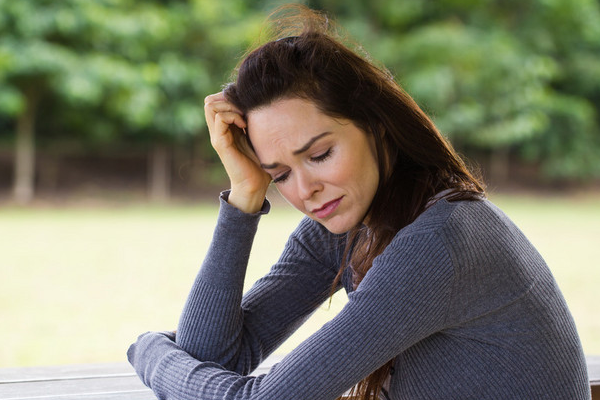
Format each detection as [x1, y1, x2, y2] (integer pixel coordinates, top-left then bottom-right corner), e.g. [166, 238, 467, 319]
[247, 98, 379, 234]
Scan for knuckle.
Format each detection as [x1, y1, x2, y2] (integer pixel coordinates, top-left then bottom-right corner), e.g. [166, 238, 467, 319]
[214, 112, 226, 124]
[204, 102, 216, 114]
[204, 92, 219, 104]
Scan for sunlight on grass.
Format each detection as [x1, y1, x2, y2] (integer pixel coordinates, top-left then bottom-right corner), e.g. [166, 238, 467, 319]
[1, 191, 598, 367]
[1, 204, 219, 366]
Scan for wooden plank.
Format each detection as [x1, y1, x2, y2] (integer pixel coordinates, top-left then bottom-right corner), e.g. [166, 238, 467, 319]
[0, 355, 284, 400]
[0, 374, 152, 399]
[588, 355, 600, 400]
[0, 363, 135, 384]
[0, 391, 154, 400]
[0, 363, 151, 400]
[589, 355, 600, 385]
[0, 355, 283, 384]
[1, 389, 153, 400]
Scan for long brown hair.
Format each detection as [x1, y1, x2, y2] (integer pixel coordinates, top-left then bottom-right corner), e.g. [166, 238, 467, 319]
[224, 5, 485, 400]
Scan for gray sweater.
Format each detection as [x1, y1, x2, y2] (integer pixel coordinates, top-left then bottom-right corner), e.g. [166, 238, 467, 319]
[128, 193, 590, 399]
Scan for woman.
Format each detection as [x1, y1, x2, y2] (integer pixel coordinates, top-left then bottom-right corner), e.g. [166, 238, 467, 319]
[128, 6, 590, 400]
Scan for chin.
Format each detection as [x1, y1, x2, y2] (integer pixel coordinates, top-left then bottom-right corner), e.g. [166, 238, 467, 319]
[323, 226, 348, 235]
[319, 219, 355, 235]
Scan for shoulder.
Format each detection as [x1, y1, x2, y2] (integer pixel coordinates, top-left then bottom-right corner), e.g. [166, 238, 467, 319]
[397, 197, 512, 241]
[398, 198, 546, 300]
[423, 198, 530, 254]
[378, 198, 507, 268]
[372, 200, 471, 278]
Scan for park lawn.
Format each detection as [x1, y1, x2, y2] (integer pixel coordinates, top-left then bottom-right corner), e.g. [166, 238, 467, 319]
[0, 191, 599, 367]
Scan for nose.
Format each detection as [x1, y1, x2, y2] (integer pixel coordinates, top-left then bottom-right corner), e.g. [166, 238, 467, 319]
[296, 169, 322, 201]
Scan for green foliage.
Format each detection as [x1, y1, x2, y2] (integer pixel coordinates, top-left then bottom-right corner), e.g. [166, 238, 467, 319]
[386, 22, 555, 149]
[314, 0, 600, 180]
[0, 0, 262, 144]
[0, 0, 599, 180]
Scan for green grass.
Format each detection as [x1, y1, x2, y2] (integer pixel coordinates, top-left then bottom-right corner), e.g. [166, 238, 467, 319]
[1, 191, 599, 367]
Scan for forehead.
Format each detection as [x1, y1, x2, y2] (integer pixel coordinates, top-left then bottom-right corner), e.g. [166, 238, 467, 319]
[246, 98, 335, 154]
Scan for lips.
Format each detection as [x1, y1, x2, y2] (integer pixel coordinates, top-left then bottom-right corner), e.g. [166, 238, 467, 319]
[312, 197, 343, 219]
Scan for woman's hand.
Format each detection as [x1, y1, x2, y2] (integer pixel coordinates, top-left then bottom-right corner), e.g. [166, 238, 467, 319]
[204, 92, 271, 213]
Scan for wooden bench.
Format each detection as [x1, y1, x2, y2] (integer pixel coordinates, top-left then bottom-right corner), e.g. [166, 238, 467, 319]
[1, 355, 598, 399]
[591, 355, 600, 399]
[0, 355, 282, 400]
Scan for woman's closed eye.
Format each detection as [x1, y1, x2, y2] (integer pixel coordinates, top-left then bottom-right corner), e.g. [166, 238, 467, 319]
[272, 148, 333, 184]
[273, 171, 290, 184]
[310, 147, 333, 163]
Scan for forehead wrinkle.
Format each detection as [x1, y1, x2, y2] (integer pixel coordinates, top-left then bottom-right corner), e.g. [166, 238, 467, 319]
[256, 133, 289, 170]
[247, 98, 334, 170]
[257, 131, 333, 170]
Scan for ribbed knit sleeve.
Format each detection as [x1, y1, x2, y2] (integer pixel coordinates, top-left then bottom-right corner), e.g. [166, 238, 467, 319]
[174, 192, 268, 373]
[175, 191, 345, 375]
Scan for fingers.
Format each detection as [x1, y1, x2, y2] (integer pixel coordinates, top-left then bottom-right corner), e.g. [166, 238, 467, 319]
[211, 111, 247, 151]
[204, 93, 245, 129]
[204, 92, 247, 149]
[213, 110, 246, 132]
[204, 92, 244, 122]
[204, 91, 226, 104]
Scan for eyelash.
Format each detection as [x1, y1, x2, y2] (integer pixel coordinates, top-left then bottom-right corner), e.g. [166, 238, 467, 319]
[272, 148, 333, 184]
[311, 148, 333, 163]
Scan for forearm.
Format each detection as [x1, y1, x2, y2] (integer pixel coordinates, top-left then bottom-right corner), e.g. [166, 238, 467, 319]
[128, 236, 454, 400]
[177, 206, 344, 376]
[129, 332, 253, 400]
[176, 192, 268, 371]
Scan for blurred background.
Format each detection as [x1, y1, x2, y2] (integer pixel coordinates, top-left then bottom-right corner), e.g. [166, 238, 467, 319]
[1, 0, 599, 367]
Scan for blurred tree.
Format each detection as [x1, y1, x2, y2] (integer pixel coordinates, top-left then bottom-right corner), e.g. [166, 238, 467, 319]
[310, 0, 600, 182]
[1, 0, 598, 201]
[0, 0, 262, 203]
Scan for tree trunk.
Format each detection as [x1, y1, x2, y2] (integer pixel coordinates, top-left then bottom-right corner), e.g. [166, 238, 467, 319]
[13, 88, 40, 204]
[489, 146, 510, 186]
[148, 142, 171, 202]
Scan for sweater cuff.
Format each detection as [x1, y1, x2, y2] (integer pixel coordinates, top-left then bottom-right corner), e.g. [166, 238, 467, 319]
[220, 190, 271, 216]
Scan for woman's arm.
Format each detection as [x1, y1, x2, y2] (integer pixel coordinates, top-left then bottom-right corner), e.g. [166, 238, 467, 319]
[175, 192, 343, 374]
[175, 91, 343, 372]
[128, 230, 455, 400]
[203, 92, 271, 214]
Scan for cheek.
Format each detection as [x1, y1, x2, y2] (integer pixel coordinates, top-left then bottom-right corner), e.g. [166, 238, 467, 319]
[328, 168, 352, 188]
[341, 154, 379, 200]
[277, 185, 303, 210]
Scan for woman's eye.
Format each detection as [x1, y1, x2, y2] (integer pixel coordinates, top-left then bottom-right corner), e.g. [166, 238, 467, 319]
[273, 171, 290, 184]
[310, 148, 332, 163]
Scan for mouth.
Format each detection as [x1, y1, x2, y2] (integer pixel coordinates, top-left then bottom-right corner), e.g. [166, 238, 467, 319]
[311, 197, 343, 219]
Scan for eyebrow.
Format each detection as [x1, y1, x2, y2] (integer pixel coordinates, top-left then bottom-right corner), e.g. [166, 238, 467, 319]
[260, 131, 333, 169]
